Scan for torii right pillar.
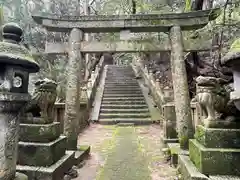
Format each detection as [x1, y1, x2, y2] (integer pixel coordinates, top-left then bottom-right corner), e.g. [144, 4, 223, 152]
[169, 25, 194, 150]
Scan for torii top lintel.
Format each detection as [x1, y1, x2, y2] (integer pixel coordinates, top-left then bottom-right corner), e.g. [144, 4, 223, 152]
[32, 8, 220, 33]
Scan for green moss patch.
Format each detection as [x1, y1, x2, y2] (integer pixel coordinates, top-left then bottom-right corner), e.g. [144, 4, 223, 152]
[97, 126, 151, 180]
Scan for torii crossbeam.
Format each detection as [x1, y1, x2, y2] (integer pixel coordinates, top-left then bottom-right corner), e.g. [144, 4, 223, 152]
[32, 8, 220, 33]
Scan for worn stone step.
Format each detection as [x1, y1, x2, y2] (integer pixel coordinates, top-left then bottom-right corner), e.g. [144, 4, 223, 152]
[98, 118, 154, 125]
[18, 136, 67, 167]
[104, 86, 140, 89]
[100, 108, 149, 113]
[101, 104, 148, 109]
[99, 113, 150, 119]
[104, 91, 142, 95]
[101, 100, 146, 105]
[104, 83, 139, 85]
[103, 94, 144, 97]
[105, 80, 136, 83]
[102, 97, 145, 101]
[104, 87, 142, 91]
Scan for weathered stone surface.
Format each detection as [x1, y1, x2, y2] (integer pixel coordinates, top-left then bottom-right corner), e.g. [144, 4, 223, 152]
[19, 122, 61, 143]
[189, 139, 240, 176]
[64, 28, 83, 150]
[167, 143, 189, 167]
[45, 39, 213, 54]
[74, 145, 90, 165]
[178, 155, 208, 180]
[32, 8, 220, 32]
[195, 125, 240, 148]
[17, 150, 75, 180]
[18, 136, 67, 166]
[170, 25, 194, 149]
[23, 78, 57, 123]
[163, 103, 177, 140]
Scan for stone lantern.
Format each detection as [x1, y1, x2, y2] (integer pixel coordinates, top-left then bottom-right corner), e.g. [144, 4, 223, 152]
[0, 22, 39, 180]
[221, 39, 240, 111]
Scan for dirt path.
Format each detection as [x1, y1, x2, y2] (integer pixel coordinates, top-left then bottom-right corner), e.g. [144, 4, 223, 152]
[74, 124, 177, 180]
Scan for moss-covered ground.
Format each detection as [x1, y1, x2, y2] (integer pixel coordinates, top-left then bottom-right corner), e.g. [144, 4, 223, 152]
[75, 124, 177, 180]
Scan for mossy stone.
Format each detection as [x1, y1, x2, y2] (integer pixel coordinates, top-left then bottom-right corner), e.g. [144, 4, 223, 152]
[189, 139, 240, 176]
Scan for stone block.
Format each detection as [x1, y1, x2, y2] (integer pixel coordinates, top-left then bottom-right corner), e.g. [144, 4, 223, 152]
[178, 155, 208, 180]
[195, 125, 240, 148]
[19, 122, 61, 143]
[163, 103, 177, 140]
[17, 150, 75, 180]
[74, 145, 91, 165]
[18, 136, 67, 166]
[167, 143, 188, 167]
[189, 139, 240, 176]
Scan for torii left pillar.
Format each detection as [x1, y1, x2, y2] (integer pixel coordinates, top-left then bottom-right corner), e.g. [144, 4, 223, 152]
[169, 25, 194, 150]
[64, 28, 90, 164]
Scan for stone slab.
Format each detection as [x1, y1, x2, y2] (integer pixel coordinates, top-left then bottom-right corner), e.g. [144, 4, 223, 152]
[74, 145, 91, 165]
[98, 118, 154, 125]
[14, 172, 28, 180]
[195, 125, 240, 148]
[45, 39, 213, 54]
[18, 136, 67, 166]
[17, 150, 75, 180]
[189, 139, 240, 176]
[178, 155, 208, 180]
[167, 143, 189, 167]
[19, 122, 61, 143]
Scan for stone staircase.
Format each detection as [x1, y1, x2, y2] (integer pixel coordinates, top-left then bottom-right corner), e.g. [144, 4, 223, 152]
[99, 65, 153, 125]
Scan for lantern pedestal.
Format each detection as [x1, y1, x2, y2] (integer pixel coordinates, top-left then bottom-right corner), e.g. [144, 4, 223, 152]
[17, 114, 75, 180]
[178, 124, 240, 179]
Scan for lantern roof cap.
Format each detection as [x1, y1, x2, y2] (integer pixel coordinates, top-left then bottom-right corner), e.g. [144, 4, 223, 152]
[0, 22, 39, 73]
[222, 38, 240, 67]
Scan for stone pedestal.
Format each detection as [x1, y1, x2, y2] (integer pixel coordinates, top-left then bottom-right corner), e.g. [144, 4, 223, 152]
[190, 125, 240, 175]
[179, 125, 240, 179]
[17, 114, 75, 180]
[162, 103, 178, 144]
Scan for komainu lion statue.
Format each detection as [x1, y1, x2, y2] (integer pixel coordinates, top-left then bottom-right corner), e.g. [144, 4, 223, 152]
[24, 78, 57, 123]
[193, 76, 239, 127]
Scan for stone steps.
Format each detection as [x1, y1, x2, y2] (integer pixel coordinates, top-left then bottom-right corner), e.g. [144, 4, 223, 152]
[101, 100, 146, 105]
[99, 113, 150, 119]
[101, 104, 148, 109]
[100, 108, 149, 113]
[102, 97, 145, 101]
[103, 90, 143, 94]
[98, 118, 153, 125]
[103, 93, 144, 97]
[97, 65, 152, 125]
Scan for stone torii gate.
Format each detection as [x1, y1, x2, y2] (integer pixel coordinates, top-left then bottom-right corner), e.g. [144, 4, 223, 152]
[32, 8, 220, 150]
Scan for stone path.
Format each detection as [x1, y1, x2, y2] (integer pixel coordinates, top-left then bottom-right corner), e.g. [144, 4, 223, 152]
[74, 124, 177, 180]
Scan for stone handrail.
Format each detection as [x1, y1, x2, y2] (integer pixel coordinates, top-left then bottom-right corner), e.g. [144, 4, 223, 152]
[134, 62, 202, 132]
[53, 55, 105, 133]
